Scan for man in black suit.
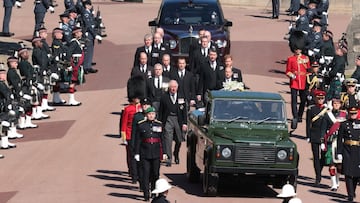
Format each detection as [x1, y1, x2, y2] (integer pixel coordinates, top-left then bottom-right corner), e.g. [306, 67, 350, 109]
[133, 33, 153, 67]
[146, 63, 170, 111]
[197, 48, 222, 102]
[188, 28, 206, 58]
[189, 36, 209, 75]
[131, 52, 154, 80]
[217, 54, 244, 89]
[150, 32, 171, 66]
[161, 54, 176, 78]
[158, 80, 187, 167]
[171, 57, 196, 109]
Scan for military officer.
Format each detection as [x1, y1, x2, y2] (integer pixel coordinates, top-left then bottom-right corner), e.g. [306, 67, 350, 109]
[305, 61, 321, 105]
[286, 30, 310, 129]
[1, 0, 20, 37]
[81, 0, 99, 74]
[59, 12, 72, 45]
[320, 97, 346, 191]
[51, 27, 69, 105]
[294, 4, 310, 34]
[34, 0, 54, 36]
[351, 55, 360, 83]
[0, 64, 17, 149]
[341, 78, 360, 110]
[134, 106, 165, 202]
[306, 21, 323, 59]
[130, 98, 151, 188]
[306, 89, 327, 186]
[337, 106, 360, 202]
[66, 27, 84, 106]
[320, 30, 335, 59]
[17, 48, 39, 129]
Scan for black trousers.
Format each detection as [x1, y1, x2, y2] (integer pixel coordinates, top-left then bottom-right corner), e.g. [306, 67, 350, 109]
[311, 142, 325, 181]
[142, 158, 160, 199]
[2, 6, 12, 33]
[290, 88, 306, 120]
[345, 175, 359, 199]
[34, 12, 45, 34]
[272, 0, 279, 17]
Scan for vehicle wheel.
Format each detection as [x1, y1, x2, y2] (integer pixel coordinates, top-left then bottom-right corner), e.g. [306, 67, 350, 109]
[202, 165, 218, 196]
[186, 142, 200, 183]
[273, 176, 286, 189]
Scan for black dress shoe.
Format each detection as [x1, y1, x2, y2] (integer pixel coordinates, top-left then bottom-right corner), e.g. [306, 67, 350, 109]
[166, 162, 171, 167]
[87, 68, 98, 74]
[348, 196, 353, 202]
[285, 9, 292, 12]
[288, 12, 297, 16]
[175, 158, 179, 164]
[271, 16, 279, 19]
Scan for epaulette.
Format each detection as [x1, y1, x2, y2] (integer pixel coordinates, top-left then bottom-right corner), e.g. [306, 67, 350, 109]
[53, 45, 60, 49]
[138, 118, 147, 124]
[154, 119, 162, 124]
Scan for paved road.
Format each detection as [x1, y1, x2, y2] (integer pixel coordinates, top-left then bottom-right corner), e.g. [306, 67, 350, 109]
[0, 1, 353, 203]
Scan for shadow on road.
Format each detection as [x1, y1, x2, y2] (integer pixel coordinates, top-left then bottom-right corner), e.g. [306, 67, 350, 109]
[108, 192, 144, 201]
[310, 190, 348, 202]
[104, 134, 121, 139]
[165, 173, 279, 198]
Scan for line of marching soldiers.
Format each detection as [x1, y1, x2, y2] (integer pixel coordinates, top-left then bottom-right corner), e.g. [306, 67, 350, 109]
[0, 0, 107, 159]
[285, 11, 360, 200]
[120, 28, 248, 202]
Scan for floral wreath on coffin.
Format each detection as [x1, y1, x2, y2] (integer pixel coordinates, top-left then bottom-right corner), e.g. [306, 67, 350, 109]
[222, 81, 245, 91]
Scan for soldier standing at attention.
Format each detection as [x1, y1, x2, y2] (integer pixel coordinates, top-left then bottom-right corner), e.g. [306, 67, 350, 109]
[1, 0, 21, 37]
[337, 106, 360, 202]
[286, 30, 310, 129]
[134, 107, 165, 202]
[33, 0, 54, 36]
[306, 90, 327, 186]
[271, 0, 279, 19]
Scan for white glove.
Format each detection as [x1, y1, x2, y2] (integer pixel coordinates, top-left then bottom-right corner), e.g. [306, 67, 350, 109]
[95, 35, 102, 41]
[67, 66, 73, 71]
[15, 1, 21, 8]
[1, 121, 10, 128]
[288, 25, 293, 31]
[319, 57, 325, 64]
[55, 56, 59, 61]
[307, 138, 310, 143]
[37, 83, 45, 90]
[313, 48, 320, 53]
[9, 110, 16, 116]
[134, 154, 140, 162]
[23, 94, 32, 100]
[308, 49, 314, 56]
[162, 154, 168, 161]
[18, 106, 24, 113]
[320, 143, 326, 151]
[10, 94, 14, 100]
[307, 95, 312, 101]
[337, 154, 343, 161]
[50, 73, 59, 80]
[48, 6, 55, 13]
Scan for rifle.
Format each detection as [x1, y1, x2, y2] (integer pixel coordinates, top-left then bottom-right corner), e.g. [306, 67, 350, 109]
[94, 6, 107, 43]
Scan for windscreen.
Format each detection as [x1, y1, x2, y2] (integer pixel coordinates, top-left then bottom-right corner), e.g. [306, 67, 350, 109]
[212, 99, 285, 122]
[160, 2, 223, 25]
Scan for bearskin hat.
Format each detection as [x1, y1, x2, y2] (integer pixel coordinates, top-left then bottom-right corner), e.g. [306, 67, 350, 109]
[289, 30, 306, 53]
[127, 75, 145, 103]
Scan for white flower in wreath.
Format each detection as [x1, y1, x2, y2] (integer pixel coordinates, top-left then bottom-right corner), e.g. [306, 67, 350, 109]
[222, 81, 245, 91]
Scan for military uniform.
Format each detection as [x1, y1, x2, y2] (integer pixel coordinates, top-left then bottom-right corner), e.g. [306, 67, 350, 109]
[2, 0, 16, 35]
[306, 90, 327, 185]
[337, 108, 360, 201]
[286, 53, 310, 123]
[34, 0, 51, 34]
[135, 114, 164, 201]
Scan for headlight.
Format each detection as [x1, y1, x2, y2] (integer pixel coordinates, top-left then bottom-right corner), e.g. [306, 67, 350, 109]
[169, 40, 177, 49]
[215, 39, 227, 48]
[277, 149, 287, 160]
[221, 147, 231, 158]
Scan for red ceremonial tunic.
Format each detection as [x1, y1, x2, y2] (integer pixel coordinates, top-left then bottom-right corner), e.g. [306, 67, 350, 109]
[121, 103, 140, 140]
[286, 54, 310, 90]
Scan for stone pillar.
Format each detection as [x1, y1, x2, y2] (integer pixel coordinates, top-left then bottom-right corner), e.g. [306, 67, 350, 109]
[346, 0, 360, 70]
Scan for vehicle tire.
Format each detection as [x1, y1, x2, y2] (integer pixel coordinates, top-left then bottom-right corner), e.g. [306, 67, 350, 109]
[202, 164, 218, 196]
[273, 176, 286, 189]
[289, 174, 297, 191]
[186, 141, 200, 183]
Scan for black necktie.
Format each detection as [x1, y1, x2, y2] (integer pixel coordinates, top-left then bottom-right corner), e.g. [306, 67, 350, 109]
[157, 77, 160, 88]
[181, 71, 184, 78]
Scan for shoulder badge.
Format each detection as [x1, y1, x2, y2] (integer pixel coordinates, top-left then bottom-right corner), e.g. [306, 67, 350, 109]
[154, 119, 162, 124]
[138, 118, 147, 124]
